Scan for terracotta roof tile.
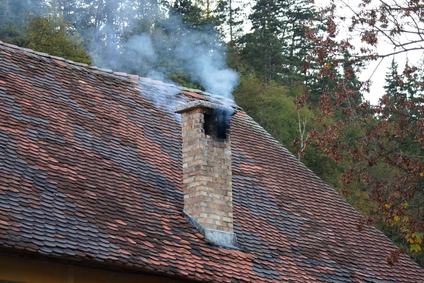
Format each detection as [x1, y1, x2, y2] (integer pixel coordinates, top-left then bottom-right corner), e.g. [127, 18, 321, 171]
[0, 40, 423, 282]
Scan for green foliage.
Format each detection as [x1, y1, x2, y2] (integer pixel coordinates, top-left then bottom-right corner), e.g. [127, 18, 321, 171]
[239, 32, 284, 82]
[234, 74, 303, 148]
[0, 23, 26, 46]
[0, 0, 45, 45]
[238, 0, 284, 82]
[214, 0, 244, 42]
[25, 17, 91, 64]
[172, 0, 209, 28]
[169, 72, 203, 90]
[238, 0, 322, 84]
[233, 73, 342, 188]
[0, 11, 91, 65]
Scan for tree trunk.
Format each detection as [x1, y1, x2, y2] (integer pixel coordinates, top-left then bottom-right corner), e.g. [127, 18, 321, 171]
[206, 0, 210, 19]
[229, 0, 233, 43]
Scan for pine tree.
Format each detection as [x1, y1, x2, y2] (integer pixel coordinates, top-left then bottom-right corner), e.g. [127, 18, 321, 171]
[172, 0, 207, 29]
[384, 59, 402, 99]
[279, 0, 317, 83]
[215, 0, 243, 43]
[239, 0, 284, 82]
[238, 0, 322, 83]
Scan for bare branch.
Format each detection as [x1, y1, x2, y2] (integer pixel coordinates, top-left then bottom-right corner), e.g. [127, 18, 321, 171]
[378, 46, 424, 57]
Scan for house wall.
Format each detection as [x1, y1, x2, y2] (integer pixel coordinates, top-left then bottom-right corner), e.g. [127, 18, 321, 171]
[0, 254, 188, 283]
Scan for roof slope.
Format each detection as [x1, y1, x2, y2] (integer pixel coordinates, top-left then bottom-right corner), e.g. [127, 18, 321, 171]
[0, 41, 422, 282]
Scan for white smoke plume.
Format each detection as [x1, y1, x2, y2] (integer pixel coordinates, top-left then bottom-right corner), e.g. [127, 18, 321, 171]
[1, 0, 239, 100]
[88, 1, 239, 100]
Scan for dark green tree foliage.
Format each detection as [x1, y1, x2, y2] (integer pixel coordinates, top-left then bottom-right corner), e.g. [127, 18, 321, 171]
[164, 0, 212, 87]
[384, 60, 402, 98]
[239, 0, 321, 83]
[239, 32, 284, 82]
[26, 17, 91, 64]
[279, 0, 317, 83]
[239, 0, 284, 82]
[383, 60, 423, 121]
[0, 22, 26, 46]
[214, 0, 244, 43]
[172, 0, 207, 29]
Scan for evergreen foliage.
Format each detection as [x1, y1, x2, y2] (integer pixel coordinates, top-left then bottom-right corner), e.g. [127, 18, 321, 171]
[26, 17, 91, 64]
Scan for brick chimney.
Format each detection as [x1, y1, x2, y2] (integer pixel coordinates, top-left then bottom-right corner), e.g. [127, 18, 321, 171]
[176, 100, 235, 248]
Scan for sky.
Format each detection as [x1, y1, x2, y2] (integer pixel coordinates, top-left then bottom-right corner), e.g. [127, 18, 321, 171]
[317, 0, 424, 104]
[227, 0, 424, 104]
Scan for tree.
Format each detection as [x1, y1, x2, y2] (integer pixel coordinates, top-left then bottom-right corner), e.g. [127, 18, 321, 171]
[304, 1, 424, 266]
[172, 0, 210, 29]
[238, 0, 325, 84]
[0, 0, 91, 65]
[214, 0, 244, 43]
[239, 32, 284, 82]
[0, 23, 26, 46]
[279, 0, 319, 83]
[341, 0, 424, 59]
[238, 0, 285, 82]
[234, 74, 313, 151]
[25, 16, 91, 64]
[384, 59, 402, 98]
[0, 0, 45, 45]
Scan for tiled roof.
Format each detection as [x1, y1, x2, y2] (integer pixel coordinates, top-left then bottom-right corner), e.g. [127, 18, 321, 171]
[0, 41, 422, 282]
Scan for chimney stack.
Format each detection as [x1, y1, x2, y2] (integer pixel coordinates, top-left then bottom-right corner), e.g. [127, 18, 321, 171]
[176, 100, 235, 248]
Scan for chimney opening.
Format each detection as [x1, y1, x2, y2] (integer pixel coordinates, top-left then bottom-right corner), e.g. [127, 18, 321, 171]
[203, 109, 233, 141]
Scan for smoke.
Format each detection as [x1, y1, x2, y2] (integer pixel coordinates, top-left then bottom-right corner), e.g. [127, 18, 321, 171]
[0, 0, 46, 28]
[0, 0, 239, 100]
[173, 27, 239, 98]
[90, 7, 239, 100]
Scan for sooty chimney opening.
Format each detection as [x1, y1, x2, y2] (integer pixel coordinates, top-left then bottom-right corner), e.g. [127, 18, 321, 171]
[203, 108, 233, 141]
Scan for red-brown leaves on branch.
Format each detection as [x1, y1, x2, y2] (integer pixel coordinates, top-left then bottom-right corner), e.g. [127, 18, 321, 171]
[304, 1, 423, 263]
[361, 30, 378, 46]
[294, 94, 307, 110]
[326, 17, 336, 38]
[315, 47, 328, 64]
[341, 168, 355, 186]
[348, 0, 424, 58]
[319, 94, 332, 116]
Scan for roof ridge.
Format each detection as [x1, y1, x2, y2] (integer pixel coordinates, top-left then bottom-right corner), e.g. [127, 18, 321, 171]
[0, 40, 145, 83]
[0, 41, 204, 94]
[0, 40, 239, 109]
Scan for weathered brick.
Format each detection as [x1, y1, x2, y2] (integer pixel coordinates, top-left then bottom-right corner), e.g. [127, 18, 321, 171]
[178, 103, 234, 235]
